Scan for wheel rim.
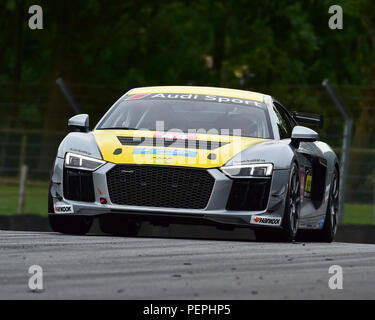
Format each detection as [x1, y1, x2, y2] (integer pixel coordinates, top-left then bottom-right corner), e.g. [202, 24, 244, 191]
[330, 174, 339, 234]
[289, 167, 301, 235]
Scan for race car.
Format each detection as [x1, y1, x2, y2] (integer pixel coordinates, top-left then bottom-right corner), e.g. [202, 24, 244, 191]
[48, 86, 340, 242]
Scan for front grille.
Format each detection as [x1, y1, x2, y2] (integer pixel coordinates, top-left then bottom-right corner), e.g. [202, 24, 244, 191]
[226, 179, 271, 211]
[117, 136, 227, 150]
[106, 165, 215, 209]
[63, 169, 95, 202]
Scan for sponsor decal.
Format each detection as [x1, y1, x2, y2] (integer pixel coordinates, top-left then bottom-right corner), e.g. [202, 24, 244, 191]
[250, 215, 281, 226]
[125, 93, 264, 108]
[303, 168, 312, 199]
[305, 175, 312, 193]
[54, 202, 73, 214]
[151, 93, 199, 100]
[133, 148, 197, 158]
[126, 94, 149, 100]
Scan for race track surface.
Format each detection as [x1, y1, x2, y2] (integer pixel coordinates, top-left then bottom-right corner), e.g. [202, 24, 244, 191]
[0, 225, 374, 299]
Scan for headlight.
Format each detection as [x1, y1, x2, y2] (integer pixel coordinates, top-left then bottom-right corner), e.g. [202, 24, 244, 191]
[64, 152, 106, 171]
[221, 163, 273, 178]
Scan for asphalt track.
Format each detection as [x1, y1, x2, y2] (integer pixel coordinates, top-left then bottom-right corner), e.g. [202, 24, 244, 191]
[0, 224, 375, 299]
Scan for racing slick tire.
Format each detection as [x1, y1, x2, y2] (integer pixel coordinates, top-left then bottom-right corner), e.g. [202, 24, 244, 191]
[48, 215, 93, 235]
[254, 162, 301, 242]
[48, 179, 93, 235]
[48, 182, 54, 214]
[296, 167, 339, 243]
[99, 214, 141, 237]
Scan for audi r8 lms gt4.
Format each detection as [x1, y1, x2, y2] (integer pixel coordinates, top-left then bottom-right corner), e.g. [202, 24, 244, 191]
[48, 86, 340, 242]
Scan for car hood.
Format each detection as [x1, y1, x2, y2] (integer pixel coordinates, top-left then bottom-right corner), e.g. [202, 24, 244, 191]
[92, 129, 266, 168]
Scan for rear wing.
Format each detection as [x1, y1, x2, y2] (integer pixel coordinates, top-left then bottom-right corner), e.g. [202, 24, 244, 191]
[291, 111, 323, 128]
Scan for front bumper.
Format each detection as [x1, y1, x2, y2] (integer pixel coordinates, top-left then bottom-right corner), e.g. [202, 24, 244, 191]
[50, 158, 289, 228]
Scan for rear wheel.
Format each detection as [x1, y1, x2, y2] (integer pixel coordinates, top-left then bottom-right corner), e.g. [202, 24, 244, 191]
[297, 168, 339, 243]
[254, 163, 301, 242]
[321, 168, 339, 242]
[49, 215, 93, 235]
[99, 214, 141, 237]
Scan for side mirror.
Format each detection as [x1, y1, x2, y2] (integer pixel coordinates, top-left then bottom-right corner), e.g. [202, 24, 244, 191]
[68, 114, 89, 132]
[291, 125, 318, 148]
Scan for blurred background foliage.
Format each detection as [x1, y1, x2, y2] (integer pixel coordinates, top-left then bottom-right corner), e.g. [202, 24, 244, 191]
[0, 0, 374, 127]
[0, 0, 374, 217]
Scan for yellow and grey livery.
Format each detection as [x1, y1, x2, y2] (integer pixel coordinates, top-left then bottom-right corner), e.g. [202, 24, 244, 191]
[49, 86, 340, 242]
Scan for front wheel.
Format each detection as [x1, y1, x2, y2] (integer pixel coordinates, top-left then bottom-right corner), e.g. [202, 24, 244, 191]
[49, 215, 93, 235]
[254, 163, 301, 242]
[320, 168, 339, 242]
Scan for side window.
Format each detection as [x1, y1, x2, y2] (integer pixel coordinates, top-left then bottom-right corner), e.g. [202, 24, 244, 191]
[272, 102, 293, 139]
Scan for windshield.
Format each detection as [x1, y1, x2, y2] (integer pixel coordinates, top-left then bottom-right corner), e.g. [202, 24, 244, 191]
[96, 95, 273, 139]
